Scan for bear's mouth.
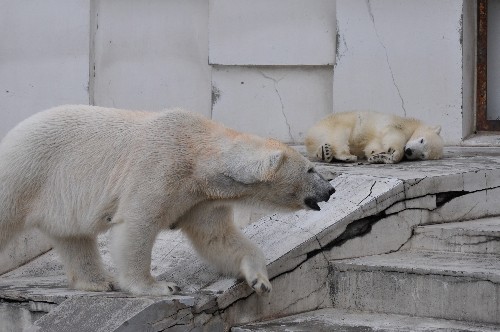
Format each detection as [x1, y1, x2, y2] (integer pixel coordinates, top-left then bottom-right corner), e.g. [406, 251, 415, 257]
[304, 197, 321, 211]
[304, 187, 335, 211]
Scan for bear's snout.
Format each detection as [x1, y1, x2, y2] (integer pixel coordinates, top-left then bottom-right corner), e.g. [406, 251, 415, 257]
[405, 147, 412, 156]
[304, 183, 335, 211]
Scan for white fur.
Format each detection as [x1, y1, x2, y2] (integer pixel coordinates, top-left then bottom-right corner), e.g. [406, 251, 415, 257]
[0, 105, 334, 295]
[305, 111, 444, 164]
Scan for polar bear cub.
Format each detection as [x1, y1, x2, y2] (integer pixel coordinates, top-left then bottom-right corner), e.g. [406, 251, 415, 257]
[0, 105, 335, 296]
[305, 111, 444, 164]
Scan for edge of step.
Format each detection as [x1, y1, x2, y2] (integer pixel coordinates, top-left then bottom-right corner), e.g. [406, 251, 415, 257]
[231, 308, 500, 332]
[331, 251, 500, 283]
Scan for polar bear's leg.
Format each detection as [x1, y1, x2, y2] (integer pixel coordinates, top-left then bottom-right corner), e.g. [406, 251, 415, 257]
[53, 236, 113, 292]
[181, 205, 271, 294]
[109, 221, 180, 296]
[315, 129, 357, 162]
[368, 133, 405, 164]
[363, 140, 384, 159]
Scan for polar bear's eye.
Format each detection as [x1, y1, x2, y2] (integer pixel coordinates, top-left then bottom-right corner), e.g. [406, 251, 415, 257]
[420, 138, 424, 144]
[307, 167, 314, 173]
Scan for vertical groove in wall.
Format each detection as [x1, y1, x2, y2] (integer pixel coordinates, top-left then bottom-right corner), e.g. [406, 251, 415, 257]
[89, 0, 98, 106]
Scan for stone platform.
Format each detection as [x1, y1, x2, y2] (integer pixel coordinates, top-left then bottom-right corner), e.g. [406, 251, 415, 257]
[1, 147, 500, 331]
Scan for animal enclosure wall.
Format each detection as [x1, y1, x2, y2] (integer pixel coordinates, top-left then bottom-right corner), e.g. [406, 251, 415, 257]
[0, 0, 474, 144]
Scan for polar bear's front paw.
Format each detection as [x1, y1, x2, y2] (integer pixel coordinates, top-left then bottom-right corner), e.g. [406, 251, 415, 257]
[368, 152, 394, 164]
[127, 280, 181, 296]
[250, 275, 272, 294]
[316, 143, 334, 162]
[240, 255, 272, 295]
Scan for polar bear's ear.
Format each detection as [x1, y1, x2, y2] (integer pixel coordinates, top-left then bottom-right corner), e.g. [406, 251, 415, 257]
[225, 150, 284, 184]
[432, 125, 442, 135]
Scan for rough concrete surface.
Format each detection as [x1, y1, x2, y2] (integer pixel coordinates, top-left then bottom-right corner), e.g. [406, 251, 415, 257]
[232, 308, 500, 332]
[1, 147, 500, 331]
[406, 217, 500, 254]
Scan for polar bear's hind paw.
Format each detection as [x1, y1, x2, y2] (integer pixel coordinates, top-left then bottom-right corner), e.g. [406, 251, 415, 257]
[316, 143, 334, 162]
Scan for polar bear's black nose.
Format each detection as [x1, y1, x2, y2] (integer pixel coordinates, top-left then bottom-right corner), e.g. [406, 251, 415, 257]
[405, 148, 412, 156]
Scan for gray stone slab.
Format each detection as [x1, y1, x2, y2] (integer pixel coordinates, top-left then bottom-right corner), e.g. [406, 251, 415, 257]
[313, 147, 500, 199]
[29, 295, 194, 332]
[333, 251, 500, 283]
[407, 217, 500, 254]
[428, 187, 500, 224]
[328, 209, 428, 260]
[232, 308, 500, 332]
[331, 251, 500, 324]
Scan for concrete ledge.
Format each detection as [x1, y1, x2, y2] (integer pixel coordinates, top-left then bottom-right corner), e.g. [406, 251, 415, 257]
[331, 251, 500, 324]
[232, 308, 500, 332]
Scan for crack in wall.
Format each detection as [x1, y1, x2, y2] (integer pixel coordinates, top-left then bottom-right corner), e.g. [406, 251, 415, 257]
[366, 0, 407, 117]
[358, 181, 376, 205]
[258, 71, 295, 143]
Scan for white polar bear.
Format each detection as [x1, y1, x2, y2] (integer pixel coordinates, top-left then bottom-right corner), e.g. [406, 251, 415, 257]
[0, 105, 335, 296]
[305, 111, 444, 164]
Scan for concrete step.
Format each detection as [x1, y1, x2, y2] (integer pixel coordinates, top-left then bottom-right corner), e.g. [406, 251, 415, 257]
[232, 308, 500, 332]
[405, 217, 500, 255]
[330, 251, 500, 325]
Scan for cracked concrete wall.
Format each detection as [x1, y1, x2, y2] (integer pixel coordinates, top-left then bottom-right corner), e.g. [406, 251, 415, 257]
[334, 0, 465, 144]
[211, 66, 333, 143]
[2, 0, 474, 145]
[209, 0, 336, 144]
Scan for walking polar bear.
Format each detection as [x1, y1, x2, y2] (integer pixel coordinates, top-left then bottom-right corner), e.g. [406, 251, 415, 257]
[305, 111, 444, 164]
[0, 105, 335, 296]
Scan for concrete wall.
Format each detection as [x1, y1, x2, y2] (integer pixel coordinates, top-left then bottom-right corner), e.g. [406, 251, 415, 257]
[334, 0, 466, 144]
[0, 0, 478, 144]
[0, 0, 90, 138]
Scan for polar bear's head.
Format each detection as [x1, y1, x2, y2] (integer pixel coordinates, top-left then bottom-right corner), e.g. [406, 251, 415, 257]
[404, 125, 444, 160]
[215, 137, 335, 211]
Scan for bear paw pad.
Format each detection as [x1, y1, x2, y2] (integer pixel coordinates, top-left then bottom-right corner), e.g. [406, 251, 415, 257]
[316, 143, 334, 162]
[368, 152, 395, 164]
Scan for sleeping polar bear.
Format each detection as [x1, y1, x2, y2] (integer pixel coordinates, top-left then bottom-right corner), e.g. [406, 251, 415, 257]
[305, 111, 444, 164]
[0, 105, 335, 296]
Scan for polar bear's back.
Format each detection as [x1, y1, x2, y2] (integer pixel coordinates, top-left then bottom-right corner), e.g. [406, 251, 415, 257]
[0, 105, 205, 234]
